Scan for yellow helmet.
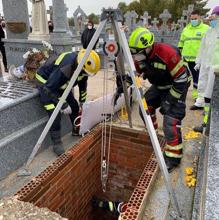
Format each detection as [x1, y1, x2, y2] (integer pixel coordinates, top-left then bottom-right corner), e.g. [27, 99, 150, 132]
[77, 49, 100, 76]
[129, 27, 154, 53]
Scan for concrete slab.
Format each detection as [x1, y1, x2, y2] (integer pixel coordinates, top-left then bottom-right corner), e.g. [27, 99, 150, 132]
[205, 76, 219, 219]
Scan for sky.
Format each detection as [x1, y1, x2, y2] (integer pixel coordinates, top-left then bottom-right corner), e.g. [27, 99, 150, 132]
[0, 0, 218, 17]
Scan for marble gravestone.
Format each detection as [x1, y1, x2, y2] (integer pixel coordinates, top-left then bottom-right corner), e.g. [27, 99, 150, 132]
[28, 0, 50, 41]
[2, 0, 30, 39]
[73, 6, 87, 35]
[2, 0, 75, 67]
[51, 0, 72, 40]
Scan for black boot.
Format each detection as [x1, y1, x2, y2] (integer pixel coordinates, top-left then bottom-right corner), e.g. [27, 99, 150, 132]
[163, 153, 180, 173]
[193, 123, 206, 133]
[190, 105, 204, 110]
[72, 126, 80, 136]
[50, 131, 65, 156]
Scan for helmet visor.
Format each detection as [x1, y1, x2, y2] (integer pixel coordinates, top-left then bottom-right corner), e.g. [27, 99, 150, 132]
[130, 47, 145, 55]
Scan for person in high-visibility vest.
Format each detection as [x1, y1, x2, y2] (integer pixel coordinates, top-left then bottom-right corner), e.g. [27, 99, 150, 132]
[129, 27, 190, 172]
[35, 49, 100, 156]
[193, 7, 219, 133]
[178, 10, 209, 108]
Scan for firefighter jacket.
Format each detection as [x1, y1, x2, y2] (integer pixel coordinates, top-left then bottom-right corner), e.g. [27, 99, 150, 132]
[138, 43, 190, 101]
[36, 52, 88, 103]
[178, 22, 209, 62]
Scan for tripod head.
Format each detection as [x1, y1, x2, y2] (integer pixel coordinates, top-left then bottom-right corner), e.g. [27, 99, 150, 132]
[100, 8, 123, 22]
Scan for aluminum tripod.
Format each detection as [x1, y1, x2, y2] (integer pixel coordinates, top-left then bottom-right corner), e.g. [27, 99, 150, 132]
[19, 8, 184, 219]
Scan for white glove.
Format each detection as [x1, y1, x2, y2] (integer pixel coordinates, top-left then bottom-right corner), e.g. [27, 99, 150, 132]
[61, 105, 72, 115]
[194, 63, 201, 71]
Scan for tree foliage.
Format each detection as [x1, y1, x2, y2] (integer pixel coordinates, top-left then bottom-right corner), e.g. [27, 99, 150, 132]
[88, 13, 99, 24]
[118, 0, 210, 21]
[118, 2, 128, 15]
[68, 17, 74, 26]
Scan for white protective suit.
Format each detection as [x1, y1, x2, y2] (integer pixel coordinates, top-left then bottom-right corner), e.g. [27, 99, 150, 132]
[212, 32, 219, 73]
[194, 21, 219, 107]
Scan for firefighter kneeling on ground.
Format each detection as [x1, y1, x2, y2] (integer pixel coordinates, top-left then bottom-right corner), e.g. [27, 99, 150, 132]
[129, 27, 191, 172]
[35, 49, 100, 156]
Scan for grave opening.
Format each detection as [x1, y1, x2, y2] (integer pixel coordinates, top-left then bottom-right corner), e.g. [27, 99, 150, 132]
[15, 125, 164, 220]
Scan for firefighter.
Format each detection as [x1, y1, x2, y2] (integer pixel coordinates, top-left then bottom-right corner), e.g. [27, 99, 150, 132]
[35, 49, 100, 156]
[129, 27, 190, 172]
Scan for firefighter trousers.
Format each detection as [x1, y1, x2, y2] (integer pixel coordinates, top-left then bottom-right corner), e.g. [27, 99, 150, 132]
[141, 84, 189, 159]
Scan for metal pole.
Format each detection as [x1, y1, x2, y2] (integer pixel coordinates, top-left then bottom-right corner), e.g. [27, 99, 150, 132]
[113, 20, 183, 218]
[111, 20, 133, 128]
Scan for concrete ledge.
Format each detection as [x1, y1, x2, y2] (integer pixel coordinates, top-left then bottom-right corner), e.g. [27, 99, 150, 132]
[0, 118, 48, 179]
[204, 76, 219, 219]
[0, 115, 72, 180]
[0, 95, 46, 139]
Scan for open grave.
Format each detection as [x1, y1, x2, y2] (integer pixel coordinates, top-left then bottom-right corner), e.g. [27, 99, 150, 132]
[14, 125, 165, 220]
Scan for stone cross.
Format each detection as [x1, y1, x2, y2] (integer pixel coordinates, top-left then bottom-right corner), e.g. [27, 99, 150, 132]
[28, 0, 49, 41]
[124, 10, 138, 31]
[141, 11, 151, 27]
[47, 6, 53, 21]
[188, 4, 194, 14]
[151, 17, 159, 29]
[73, 6, 87, 35]
[182, 10, 188, 17]
[186, 4, 194, 22]
[177, 16, 187, 30]
[52, 0, 71, 40]
[159, 9, 171, 25]
[124, 11, 132, 31]
[64, 4, 72, 37]
[130, 10, 138, 30]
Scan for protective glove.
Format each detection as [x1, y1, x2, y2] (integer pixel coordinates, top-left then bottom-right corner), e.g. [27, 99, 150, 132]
[61, 103, 72, 115]
[159, 100, 171, 115]
[113, 74, 132, 106]
[113, 89, 121, 106]
[194, 63, 201, 71]
[159, 95, 177, 115]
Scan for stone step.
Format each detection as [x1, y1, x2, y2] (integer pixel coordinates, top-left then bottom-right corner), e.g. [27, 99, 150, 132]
[0, 116, 72, 180]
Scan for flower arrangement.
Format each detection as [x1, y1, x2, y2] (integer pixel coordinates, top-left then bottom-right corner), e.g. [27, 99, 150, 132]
[23, 40, 53, 80]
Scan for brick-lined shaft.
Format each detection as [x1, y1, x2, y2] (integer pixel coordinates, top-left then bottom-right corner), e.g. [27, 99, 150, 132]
[15, 125, 164, 220]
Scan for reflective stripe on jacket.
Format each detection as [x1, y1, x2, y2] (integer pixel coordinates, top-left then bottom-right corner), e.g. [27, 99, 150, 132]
[36, 52, 88, 103]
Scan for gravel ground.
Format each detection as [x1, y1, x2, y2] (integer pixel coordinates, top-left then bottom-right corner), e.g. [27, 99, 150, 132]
[0, 197, 67, 220]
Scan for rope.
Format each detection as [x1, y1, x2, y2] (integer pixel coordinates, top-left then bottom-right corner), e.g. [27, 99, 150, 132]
[101, 57, 108, 192]
[100, 57, 116, 192]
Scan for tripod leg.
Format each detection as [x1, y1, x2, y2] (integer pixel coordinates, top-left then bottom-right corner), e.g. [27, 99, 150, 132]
[112, 22, 132, 128]
[113, 20, 183, 218]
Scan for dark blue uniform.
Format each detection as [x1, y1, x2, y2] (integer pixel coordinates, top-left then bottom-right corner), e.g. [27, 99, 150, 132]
[36, 52, 88, 139]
